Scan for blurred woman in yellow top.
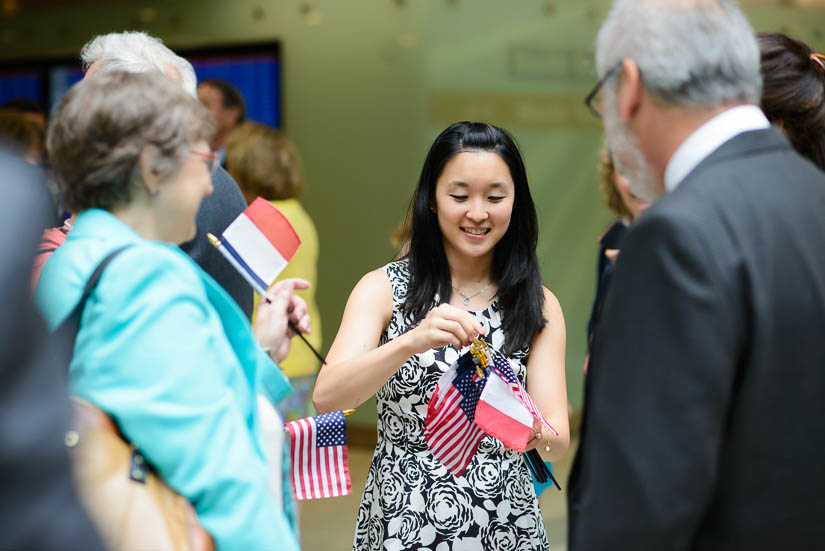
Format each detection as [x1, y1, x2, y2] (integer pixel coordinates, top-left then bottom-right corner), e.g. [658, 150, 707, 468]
[226, 121, 322, 421]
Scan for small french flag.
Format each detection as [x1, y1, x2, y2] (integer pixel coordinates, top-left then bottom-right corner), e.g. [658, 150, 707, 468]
[474, 371, 534, 452]
[218, 198, 301, 295]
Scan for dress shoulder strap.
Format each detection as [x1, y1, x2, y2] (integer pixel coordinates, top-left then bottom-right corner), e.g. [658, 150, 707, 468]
[382, 258, 411, 306]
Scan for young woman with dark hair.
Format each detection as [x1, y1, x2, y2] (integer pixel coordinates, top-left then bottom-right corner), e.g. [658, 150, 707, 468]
[314, 122, 568, 550]
[758, 32, 825, 171]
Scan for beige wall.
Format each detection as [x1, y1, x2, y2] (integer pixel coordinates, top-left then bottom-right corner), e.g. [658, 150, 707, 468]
[2, 0, 822, 427]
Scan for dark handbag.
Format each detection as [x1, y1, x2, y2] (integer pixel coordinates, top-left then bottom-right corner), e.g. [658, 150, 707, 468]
[59, 246, 214, 550]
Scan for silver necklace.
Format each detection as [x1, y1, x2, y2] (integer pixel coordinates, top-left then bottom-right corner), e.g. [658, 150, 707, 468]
[452, 280, 492, 306]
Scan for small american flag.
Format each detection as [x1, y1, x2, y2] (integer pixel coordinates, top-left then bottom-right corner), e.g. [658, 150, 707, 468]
[489, 355, 559, 437]
[284, 411, 352, 500]
[424, 354, 488, 477]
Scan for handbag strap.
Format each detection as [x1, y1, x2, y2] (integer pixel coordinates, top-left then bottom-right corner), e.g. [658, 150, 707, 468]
[58, 245, 149, 481]
[55, 245, 132, 343]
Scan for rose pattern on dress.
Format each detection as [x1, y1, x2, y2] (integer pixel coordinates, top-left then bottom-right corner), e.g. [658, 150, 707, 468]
[353, 259, 549, 551]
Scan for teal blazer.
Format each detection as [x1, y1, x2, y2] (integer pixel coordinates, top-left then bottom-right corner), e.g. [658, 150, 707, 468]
[35, 209, 298, 551]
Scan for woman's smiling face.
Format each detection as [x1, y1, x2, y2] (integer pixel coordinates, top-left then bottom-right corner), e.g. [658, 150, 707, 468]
[433, 150, 515, 262]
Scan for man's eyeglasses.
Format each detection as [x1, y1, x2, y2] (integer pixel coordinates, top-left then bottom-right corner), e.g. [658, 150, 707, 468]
[191, 149, 218, 172]
[584, 61, 622, 120]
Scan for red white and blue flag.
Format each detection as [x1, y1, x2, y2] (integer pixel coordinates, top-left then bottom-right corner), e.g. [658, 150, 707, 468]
[219, 197, 300, 295]
[284, 411, 351, 500]
[474, 366, 535, 452]
[475, 354, 558, 452]
[424, 356, 488, 477]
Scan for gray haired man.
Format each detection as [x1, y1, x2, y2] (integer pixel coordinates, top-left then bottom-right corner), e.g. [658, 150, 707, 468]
[569, 1, 825, 549]
[80, 31, 253, 318]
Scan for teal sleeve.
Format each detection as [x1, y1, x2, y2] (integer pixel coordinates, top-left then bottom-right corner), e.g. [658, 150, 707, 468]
[258, 348, 293, 406]
[72, 250, 299, 551]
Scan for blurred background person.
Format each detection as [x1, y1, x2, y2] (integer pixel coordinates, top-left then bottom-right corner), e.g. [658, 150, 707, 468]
[198, 78, 246, 167]
[36, 71, 307, 550]
[1, 97, 47, 130]
[225, 120, 323, 423]
[0, 147, 101, 550]
[0, 108, 45, 166]
[758, 31, 825, 172]
[0, 109, 60, 228]
[80, 31, 253, 318]
[585, 146, 650, 371]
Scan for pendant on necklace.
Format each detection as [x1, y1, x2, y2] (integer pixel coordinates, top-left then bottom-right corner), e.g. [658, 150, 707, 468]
[463, 297, 471, 306]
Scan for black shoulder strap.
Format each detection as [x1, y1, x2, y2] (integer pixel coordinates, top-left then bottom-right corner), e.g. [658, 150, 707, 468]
[55, 245, 132, 342]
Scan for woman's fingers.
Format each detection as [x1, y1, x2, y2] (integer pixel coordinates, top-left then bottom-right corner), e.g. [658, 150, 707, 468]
[266, 278, 311, 303]
[437, 318, 470, 346]
[287, 295, 309, 324]
[433, 304, 485, 341]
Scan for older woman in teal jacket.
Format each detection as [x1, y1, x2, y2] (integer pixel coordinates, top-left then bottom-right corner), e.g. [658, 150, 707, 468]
[35, 71, 306, 550]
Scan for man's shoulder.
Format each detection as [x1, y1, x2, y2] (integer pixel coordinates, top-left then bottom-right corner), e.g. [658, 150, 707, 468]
[180, 166, 246, 253]
[681, 128, 822, 198]
[207, 166, 247, 211]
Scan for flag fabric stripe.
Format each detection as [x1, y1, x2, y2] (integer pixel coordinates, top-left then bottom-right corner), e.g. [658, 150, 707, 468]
[285, 421, 303, 499]
[244, 197, 301, 261]
[285, 411, 351, 500]
[490, 356, 559, 437]
[299, 419, 312, 499]
[222, 214, 288, 288]
[309, 418, 320, 499]
[475, 371, 534, 452]
[216, 237, 269, 295]
[338, 446, 349, 495]
[319, 443, 329, 499]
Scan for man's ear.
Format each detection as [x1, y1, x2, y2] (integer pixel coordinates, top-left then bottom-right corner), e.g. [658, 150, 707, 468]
[138, 146, 161, 196]
[616, 58, 643, 124]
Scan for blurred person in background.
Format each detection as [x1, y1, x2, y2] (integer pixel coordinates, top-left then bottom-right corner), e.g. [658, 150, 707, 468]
[80, 31, 253, 317]
[758, 31, 825, 172]
[0, 109, 61, 229]
[225, 120, 323, 422]
[0, 108, 45, 166]
[585, 146, 650, 371]
[198, 78, 246, 166]
[35, 71, 306, 550]
[0, 148, 101, 550]
[1, 97, 47, 130]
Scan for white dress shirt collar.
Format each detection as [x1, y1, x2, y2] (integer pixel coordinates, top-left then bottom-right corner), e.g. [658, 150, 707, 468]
[664, 104, 770, 192]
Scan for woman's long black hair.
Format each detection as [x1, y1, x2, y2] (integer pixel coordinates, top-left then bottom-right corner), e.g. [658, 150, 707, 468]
[402, 121, 546, 354]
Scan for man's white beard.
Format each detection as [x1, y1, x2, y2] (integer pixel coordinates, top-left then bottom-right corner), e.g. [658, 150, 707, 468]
[603, 100, 662, 202]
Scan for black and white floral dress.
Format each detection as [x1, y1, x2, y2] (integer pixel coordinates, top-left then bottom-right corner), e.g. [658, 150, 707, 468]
[353, 259, 549, 551]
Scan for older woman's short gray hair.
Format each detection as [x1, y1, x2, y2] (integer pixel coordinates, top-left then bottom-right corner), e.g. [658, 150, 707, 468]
[47, 71, 214, 213]
[80, 31, 198, 98]
[596, 0, 761, 108]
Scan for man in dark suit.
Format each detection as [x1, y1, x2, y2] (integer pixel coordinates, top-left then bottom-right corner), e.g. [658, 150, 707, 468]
[80, 31, 253, 317]
[569, 1, 825, 549]
[0, 150, 101, 549]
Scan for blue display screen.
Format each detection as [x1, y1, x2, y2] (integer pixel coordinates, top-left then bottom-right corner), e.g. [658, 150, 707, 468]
[0, 43, 281, 128]
[192, 56, 281, 128]
[0, 71, 41, 106]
